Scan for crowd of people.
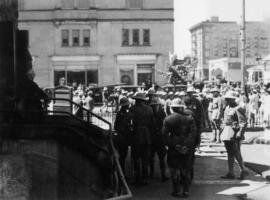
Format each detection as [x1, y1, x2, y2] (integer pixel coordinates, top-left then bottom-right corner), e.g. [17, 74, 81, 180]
[111, 83, 270, 198]
[64, 78, 270, 197]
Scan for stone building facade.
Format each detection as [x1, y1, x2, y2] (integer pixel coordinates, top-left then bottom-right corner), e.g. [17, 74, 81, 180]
[18, 0, 174, 88]
[190, 16, 270, 80]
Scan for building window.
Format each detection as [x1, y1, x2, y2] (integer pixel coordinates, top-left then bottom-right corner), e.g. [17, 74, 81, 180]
[83, 30, 90, 46]
[122, 29, 129, 46]
[61, 30, 69, 47]
[72, 30, 80, 46]
[132, 29, 139, 46]
[143, 29, 150, 46]
[127, 0, 143, 9]
[76, 0, 89, 9]
[61, 0, 74, 9]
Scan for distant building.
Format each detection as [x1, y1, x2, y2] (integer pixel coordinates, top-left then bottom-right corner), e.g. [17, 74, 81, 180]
[209, 57, 254, 83]
[18, 0, 174, 88]
[190, 16, 270, 80]
[247, 54, 270, 84]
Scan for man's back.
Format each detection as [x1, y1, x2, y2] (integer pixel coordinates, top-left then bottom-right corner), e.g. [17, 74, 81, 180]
[163, 112, 196, 148]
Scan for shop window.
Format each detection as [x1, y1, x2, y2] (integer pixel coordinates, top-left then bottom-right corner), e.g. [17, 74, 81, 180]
[87, 70, 98, 84]
[61, 30, 69, 47]
[138, 73, 152, 88]
[122, 29, 129, 46]
[83, 30, 90, 46]
[127, 0, 143, 9]
[72, 30, 80, 46]
[67, 71, 85, 86]
[132, 29, 139, 46]
[120, 69, 134, 85]
[54, 71, 66, 86]
[143, 29, 150, 46]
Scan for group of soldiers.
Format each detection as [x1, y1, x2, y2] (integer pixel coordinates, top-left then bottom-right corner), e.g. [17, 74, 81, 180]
[113, 87, 204, 198]
[113, 84, 270, 197]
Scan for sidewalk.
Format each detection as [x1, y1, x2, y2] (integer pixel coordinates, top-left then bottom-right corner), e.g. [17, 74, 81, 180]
[129, 132, 270, 199]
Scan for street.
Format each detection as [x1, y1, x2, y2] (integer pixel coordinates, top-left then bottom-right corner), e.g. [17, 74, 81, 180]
[128, 132, 270, 200]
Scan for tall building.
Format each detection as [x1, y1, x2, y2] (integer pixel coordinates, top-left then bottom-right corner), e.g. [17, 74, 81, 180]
[18, 0, 174, 88]
[189, 16, 270, 80]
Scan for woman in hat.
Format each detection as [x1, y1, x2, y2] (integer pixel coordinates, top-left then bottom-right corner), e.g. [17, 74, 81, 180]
[220, 91, 249, 180]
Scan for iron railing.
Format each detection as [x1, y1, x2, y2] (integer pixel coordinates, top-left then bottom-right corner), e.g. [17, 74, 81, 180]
[0, 97, 132, 200]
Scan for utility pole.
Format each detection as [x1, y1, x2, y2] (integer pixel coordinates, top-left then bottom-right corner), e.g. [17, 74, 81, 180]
[240, 0, 246, 91]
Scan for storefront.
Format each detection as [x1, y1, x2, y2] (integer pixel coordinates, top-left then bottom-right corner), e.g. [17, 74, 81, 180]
[116, 54, 156, 88]
[51, 56, 100, 87]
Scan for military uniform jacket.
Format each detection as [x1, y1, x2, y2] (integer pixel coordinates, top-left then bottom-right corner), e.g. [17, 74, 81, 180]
[162, 112, 197, 151]
[162, 112, 197, 168]
[130, 103, 155, 145]
[114, 109, 132, 144]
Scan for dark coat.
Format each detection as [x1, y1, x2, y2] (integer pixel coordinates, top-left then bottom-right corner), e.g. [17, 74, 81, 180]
[162, 112, 196, 169]
[130, 103, 155, 145]
[114, 108, 132, 145]
[151, 104, 166, 146]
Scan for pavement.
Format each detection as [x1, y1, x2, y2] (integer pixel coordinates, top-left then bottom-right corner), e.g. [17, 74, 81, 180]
[127, 132, 270, 200]
[90, 107, 270, 199]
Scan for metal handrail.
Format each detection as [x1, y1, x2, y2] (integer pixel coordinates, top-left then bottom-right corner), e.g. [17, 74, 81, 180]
[0, 97, 132, 199]
[45, 97, 112, 134]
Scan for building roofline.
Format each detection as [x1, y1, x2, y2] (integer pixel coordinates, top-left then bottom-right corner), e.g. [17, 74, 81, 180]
[189, 20, 265, 32]
[19, 8, 174, 12]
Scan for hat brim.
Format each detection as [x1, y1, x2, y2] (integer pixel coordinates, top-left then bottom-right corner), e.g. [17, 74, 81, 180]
[224, 96, 236, 99]
[120, 102, 130, 106]
[170, 104, 185, 107]
[132, 97, 149, 101]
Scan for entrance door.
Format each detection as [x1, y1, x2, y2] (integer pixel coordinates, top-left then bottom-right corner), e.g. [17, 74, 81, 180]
[137, 73, 152, 88]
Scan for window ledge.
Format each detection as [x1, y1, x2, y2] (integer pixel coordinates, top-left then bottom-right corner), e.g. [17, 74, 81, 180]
[121, 44, 151, 47]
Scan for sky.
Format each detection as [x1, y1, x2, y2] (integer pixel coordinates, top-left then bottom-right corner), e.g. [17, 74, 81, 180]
[174, 0, 270, 57]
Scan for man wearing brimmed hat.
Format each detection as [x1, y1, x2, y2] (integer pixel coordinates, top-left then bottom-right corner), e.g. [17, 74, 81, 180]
[130, 92, 154, 185]
[209, 87, 223, 143]
[114, 96, 132, 176]
[164, 91, 174, 116]
[220, 91, 249, 180]
[149, 96, 168, 182]
[186, 87, 205, 146]
[162, 98, 196, 198]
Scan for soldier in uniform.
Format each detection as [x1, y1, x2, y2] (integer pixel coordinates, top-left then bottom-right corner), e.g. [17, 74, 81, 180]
[209, 88, 224, 143]
[149, 96, 169, 182]
[186, 87, 205, 147]
[162, 99, 197, 198]
[220, 91, 249, 180]
[114, 97, 132, 176]
[130, 92, 155, 185]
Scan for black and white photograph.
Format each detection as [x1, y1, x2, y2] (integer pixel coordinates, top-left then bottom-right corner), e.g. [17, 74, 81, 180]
[0, 0, 270, 199]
